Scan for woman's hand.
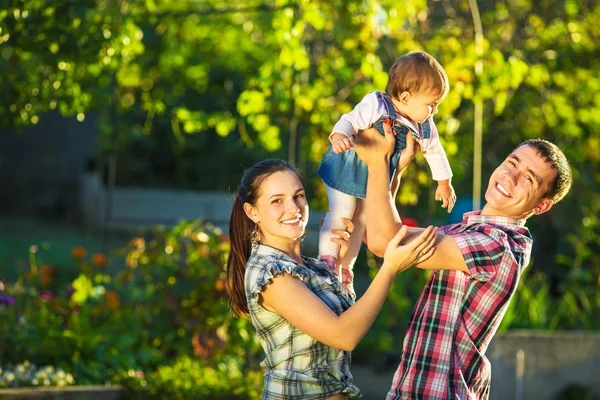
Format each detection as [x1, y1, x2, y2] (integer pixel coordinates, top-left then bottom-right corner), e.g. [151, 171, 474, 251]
[330, 217, 355, 265]
[382, 225, 437, 274]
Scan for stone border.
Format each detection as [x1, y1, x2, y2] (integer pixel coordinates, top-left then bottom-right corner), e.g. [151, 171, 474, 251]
[0, 386, 127, 400]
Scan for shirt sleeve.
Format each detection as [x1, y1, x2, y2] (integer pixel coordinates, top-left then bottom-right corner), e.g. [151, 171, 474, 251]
[421, 120, 453, 181]
[450, 224, 507, 282]
[330, 91, 382, 140]
[246, 259, 310, 302]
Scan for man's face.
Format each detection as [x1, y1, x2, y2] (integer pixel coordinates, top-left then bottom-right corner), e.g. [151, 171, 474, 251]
[483, 145, 556, 219]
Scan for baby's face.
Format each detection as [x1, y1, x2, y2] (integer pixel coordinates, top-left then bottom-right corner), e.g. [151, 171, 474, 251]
[401, 91, 444, 123]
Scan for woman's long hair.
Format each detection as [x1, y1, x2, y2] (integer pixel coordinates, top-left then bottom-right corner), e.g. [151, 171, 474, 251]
[227, 159, 299, 317]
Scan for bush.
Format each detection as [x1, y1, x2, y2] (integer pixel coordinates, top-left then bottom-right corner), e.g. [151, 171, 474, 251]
[149, 356, 263, 400]
[0, 219, 263, 398]
[0, 360, 75, 388]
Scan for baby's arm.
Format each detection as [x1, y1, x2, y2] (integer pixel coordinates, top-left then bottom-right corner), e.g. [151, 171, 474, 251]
[421, 121, 456, 212]
[330, 92, 382, 154]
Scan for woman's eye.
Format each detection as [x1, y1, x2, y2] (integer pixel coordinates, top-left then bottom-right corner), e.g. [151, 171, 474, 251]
[295, 194, 305, 199]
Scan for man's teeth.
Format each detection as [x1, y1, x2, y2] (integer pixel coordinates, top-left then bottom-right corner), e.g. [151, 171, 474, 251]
[497, 183, 510, 197]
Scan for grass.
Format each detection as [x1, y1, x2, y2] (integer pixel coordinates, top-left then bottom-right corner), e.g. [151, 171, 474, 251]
[0, 217, 127, 282]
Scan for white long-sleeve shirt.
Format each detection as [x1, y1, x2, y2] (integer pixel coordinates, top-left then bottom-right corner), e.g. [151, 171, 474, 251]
[330, 91, 453, 181]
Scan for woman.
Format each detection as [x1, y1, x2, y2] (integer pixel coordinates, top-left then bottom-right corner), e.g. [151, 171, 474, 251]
[227, 159, 436, 399]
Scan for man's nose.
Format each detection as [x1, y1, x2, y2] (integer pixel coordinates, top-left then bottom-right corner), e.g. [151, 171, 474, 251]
[505, 169, 518, 185]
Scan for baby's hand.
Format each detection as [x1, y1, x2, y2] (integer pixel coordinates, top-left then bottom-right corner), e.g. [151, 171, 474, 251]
[331, 133, 354, 154]
[435, 180, 456, 213]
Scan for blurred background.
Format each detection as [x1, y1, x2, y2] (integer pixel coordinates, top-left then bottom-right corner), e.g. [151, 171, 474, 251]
[0, 0, 598, 399]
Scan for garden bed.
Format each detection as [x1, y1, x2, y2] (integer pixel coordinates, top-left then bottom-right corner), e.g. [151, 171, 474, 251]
[0, 386, 127, 400]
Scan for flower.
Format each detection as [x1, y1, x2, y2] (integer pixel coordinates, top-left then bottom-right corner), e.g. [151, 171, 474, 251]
[40, 290, 54, 302]
[401, 217, 419, 228]
[192, 331, 224, 359]
[105, 291, 120, 311]
[0, 295, 15, 306]
[91, 253, 108, 267]
[214, 276, 226, 293]
[38, 265, 58, 286]
[67, 284, 75, 298]
[71, 246, 87, 259]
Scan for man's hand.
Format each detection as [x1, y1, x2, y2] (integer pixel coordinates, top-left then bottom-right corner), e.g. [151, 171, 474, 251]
[354, 123, 396, 166]
[330, 133, 354, 154]
[435, 180, 457, 213]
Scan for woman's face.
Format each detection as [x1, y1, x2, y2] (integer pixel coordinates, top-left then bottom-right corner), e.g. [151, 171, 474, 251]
[244, 170, 309, 249]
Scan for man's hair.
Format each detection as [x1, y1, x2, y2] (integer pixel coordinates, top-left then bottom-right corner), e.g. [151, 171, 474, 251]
[517, 139, 572, 203]
[385, 51, 449, 100]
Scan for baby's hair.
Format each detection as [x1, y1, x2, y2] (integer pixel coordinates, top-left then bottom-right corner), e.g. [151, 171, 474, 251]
[385, 51, 449, 100]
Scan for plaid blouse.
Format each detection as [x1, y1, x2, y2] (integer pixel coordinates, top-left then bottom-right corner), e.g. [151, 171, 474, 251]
[245, 244, 362, 399]
[388, 211, 533, 400]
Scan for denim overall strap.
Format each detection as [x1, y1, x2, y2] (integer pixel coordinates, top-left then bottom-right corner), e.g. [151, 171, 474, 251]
[316, 91, 411, 199]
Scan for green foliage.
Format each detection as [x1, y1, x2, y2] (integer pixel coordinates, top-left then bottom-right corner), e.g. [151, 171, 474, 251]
[149, 355, 263, 400]
[1, 1, 599, 371]
[0, 220, 262, 397]
[117, 219, 261, 363]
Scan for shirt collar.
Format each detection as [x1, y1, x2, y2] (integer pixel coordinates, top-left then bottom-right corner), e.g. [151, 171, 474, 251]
[462, 210, 527, 228]
[253, 244, 289, 258]
[253, 244, 310, 265]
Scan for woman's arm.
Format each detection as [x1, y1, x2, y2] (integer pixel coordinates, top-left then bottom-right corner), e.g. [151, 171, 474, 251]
[260, 226, 437, 351]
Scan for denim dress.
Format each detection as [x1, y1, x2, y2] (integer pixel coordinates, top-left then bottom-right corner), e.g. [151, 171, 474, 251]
[317, 91, 431, 199]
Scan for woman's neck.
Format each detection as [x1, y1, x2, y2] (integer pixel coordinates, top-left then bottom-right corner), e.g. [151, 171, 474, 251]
[261, 239, 303, 265]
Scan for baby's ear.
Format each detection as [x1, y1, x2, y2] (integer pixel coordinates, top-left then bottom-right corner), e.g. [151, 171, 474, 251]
[398, 91, 411, 104]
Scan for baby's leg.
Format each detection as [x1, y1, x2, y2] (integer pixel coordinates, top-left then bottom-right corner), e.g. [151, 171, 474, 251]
[339, 199, 366, 297]
[319, 185, 356, 272]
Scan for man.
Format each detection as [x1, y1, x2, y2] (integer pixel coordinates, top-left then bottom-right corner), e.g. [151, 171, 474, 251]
[353, 126, 572, 399]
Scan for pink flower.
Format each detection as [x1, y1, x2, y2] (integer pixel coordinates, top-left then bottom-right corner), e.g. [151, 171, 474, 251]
[40, 290, 54, 302]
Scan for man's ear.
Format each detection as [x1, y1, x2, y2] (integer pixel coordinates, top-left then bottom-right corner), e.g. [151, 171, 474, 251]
[398, 91, 411, 104]
[243, 202, 259, 224]
[533, 199, 554, 216]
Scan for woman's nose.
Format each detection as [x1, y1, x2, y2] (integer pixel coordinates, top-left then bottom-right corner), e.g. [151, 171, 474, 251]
[286, 200, 300, 213]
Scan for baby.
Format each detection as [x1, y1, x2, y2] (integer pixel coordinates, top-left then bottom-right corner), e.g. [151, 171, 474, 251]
[317, 51, 456, 296]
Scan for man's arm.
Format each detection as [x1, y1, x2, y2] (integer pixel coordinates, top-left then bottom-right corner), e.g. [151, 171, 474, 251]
[354, 126, 468, 273]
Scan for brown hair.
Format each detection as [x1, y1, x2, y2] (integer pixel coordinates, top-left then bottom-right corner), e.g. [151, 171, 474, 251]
[226, 159, 300, 317]
[516, 139, 572, 203]
[385, 51, 449, 100]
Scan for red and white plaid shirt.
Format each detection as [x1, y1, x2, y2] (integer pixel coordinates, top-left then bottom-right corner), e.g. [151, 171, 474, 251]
[387, 211, 533, 400]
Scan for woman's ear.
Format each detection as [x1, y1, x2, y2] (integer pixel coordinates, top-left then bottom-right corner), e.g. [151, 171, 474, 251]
[243, 202, 259, 224]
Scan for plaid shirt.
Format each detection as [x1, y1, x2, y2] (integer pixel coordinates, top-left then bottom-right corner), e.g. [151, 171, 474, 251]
[388, 211, 533, 400]
[245, 244, 362, 399]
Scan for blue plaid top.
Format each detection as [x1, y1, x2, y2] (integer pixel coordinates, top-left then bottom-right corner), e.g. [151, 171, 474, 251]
[245, 244, 362, 399]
